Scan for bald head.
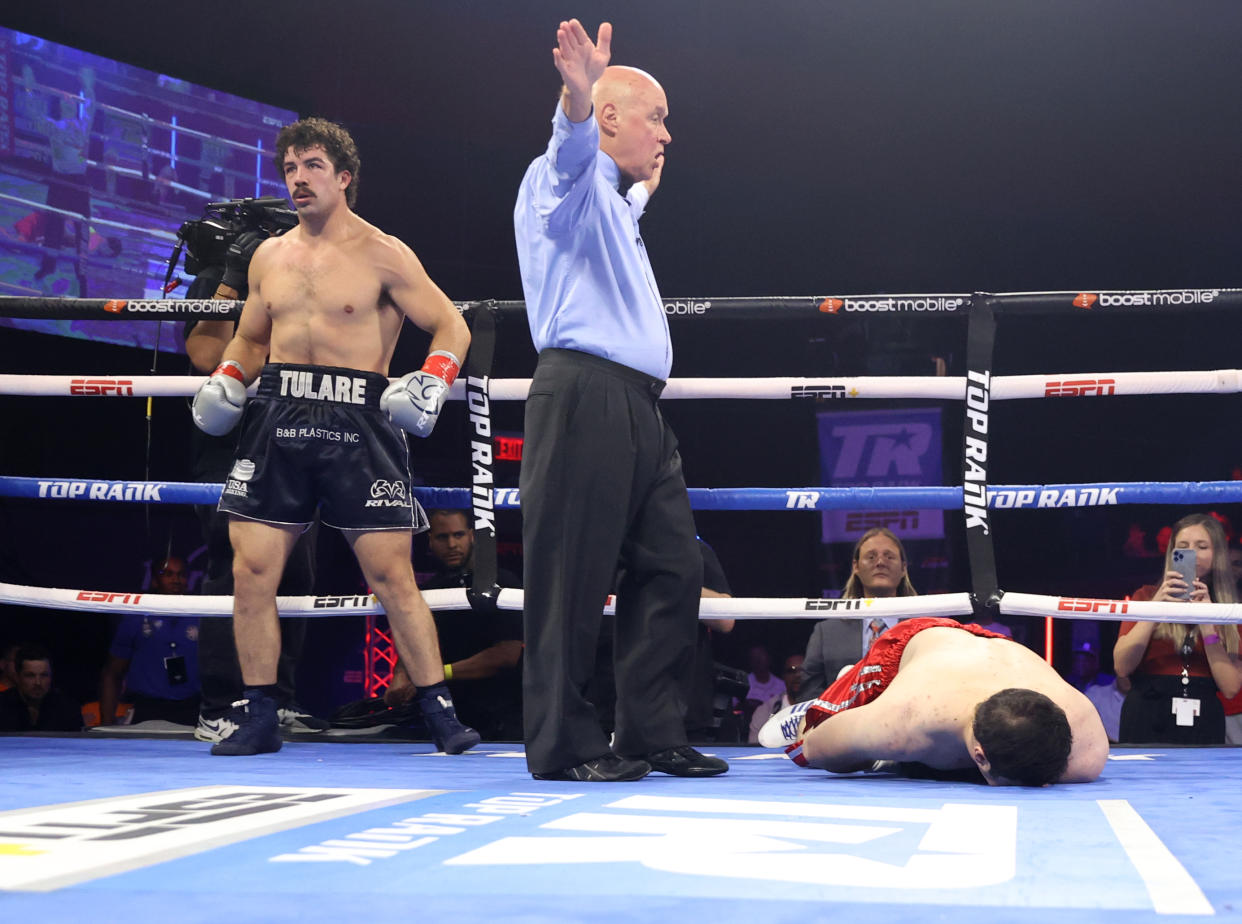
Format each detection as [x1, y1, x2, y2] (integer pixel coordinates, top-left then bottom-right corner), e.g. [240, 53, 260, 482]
[591, 66, 670, 185]
[592, 65, 663, 108]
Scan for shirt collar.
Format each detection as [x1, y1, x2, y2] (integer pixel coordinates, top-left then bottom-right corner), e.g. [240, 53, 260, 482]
[598, 151, 623, 192]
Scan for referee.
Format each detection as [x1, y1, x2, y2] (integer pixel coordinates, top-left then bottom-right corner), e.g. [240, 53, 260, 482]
[514, 19, 727, 782]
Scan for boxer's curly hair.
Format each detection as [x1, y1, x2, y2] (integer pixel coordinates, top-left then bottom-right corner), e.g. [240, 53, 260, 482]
[273, 117, 361, 207]
[973, 688, 1071, 786]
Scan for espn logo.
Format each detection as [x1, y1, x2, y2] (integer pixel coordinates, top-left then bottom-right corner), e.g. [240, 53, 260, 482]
[1056, 597, 1129, 614]
[76, 591, 144, 605]
[791, 385, 848, 399]
[70, 378, 135, 396]
[1044, 378, 1116, 397]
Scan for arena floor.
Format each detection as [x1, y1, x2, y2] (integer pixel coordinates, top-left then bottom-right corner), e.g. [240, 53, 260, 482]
[2, 735, 1237, 921]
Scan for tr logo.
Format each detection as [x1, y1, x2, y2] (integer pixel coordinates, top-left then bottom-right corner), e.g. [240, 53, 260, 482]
[829, 423, 933, 479]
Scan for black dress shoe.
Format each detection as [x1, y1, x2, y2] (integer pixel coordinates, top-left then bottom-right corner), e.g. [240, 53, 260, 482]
[642, 745, 729, 777]
[532, 754, 651, 782]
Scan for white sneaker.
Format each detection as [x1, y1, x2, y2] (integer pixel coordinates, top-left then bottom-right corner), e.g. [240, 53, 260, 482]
[758, 700, 813, 748]
[278, 706, 329, 732]
[195, 713, 238, 743]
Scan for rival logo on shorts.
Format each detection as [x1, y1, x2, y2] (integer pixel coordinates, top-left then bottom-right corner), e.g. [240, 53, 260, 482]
[1044, 378, 1116, 397]
[819, 296, 965, 313]
[804, 599, 871, 612]
[70, 378, 134, 396]
[1073, 290, 1220, 309]
[366, 479, 410, 507]
[791, 384, 851, 399]
[1056, 597, 1129, 615]
[663, 300, 710, 315]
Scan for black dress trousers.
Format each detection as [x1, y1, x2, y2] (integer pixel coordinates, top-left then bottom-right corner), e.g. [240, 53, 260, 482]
[520, 349, 702, 774]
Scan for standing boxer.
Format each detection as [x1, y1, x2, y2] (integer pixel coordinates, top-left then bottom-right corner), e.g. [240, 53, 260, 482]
[192, 117, 477, 757]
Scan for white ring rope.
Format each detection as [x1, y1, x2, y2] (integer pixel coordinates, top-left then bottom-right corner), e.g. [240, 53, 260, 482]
[9, 580, 1240, 626]
[0, 581, 974, 621]
[1000, 592, 1242, 624]
[2, 369, 1239, 400]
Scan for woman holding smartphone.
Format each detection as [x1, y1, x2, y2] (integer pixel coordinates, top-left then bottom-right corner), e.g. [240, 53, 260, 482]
[1113, 513, 1242, 743]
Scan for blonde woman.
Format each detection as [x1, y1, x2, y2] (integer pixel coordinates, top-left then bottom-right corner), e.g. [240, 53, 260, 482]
[1114, 513, 1242, 743]
[796, 528, 917, 700]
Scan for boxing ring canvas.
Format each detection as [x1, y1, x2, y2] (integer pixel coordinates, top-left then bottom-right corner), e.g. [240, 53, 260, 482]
[1, 736, 1238, 921]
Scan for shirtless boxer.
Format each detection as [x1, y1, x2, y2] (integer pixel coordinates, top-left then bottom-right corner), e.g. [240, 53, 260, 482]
[191, 117, 478, 756]
[761, 617, 1109, 785]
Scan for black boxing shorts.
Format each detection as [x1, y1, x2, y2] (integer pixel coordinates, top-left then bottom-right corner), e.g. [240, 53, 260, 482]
[218, 363, 429, 532]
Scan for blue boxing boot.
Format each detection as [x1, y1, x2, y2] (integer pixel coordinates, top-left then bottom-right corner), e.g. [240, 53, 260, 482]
[417, 683, 480, 754]
[210, 688, 282, 755]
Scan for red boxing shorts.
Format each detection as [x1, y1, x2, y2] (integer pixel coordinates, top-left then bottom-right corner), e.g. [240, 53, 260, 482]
[786, 616, 1010, 766]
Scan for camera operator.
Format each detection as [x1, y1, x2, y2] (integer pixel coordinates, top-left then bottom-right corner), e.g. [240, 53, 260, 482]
[182, 215, 326, 743]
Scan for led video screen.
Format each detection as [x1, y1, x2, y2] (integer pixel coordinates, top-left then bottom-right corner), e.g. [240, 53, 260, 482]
[0, 27, 297, 352]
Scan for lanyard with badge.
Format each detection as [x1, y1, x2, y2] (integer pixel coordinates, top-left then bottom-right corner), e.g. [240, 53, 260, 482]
[162, 618, 188, 686]
[1171, 631, 1201, 727]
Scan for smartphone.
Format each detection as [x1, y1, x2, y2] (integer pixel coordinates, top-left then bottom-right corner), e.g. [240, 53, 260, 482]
[1171, 548, 1197, 600]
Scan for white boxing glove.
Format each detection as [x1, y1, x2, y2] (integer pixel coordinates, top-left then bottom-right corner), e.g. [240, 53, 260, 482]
[381, 350, 461, 438]
[192, 360, 248, 436]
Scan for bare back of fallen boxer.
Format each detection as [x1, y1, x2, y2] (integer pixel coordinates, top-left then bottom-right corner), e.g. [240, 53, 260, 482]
[766, 618, 1109, 785]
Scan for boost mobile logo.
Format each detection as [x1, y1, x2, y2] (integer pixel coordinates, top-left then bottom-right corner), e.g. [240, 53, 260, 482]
[1073, 290, 1219, 309]
[819, 296, 964, 313]
[664, 300, 710, 315]
[103, 299, 233, 314]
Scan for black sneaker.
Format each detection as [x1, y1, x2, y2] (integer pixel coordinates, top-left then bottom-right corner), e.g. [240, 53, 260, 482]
[639, 745, 729, 777]
[210, 690, 281, 756]
[417, 688, 480, 754]
[532, 754, 651, 782]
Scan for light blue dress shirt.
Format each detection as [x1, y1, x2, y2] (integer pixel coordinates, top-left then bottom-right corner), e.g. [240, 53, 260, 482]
[514, 104, 672, 381]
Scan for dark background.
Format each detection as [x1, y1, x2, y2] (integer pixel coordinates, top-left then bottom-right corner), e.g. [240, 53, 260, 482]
[3, 1, 1241, 710]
